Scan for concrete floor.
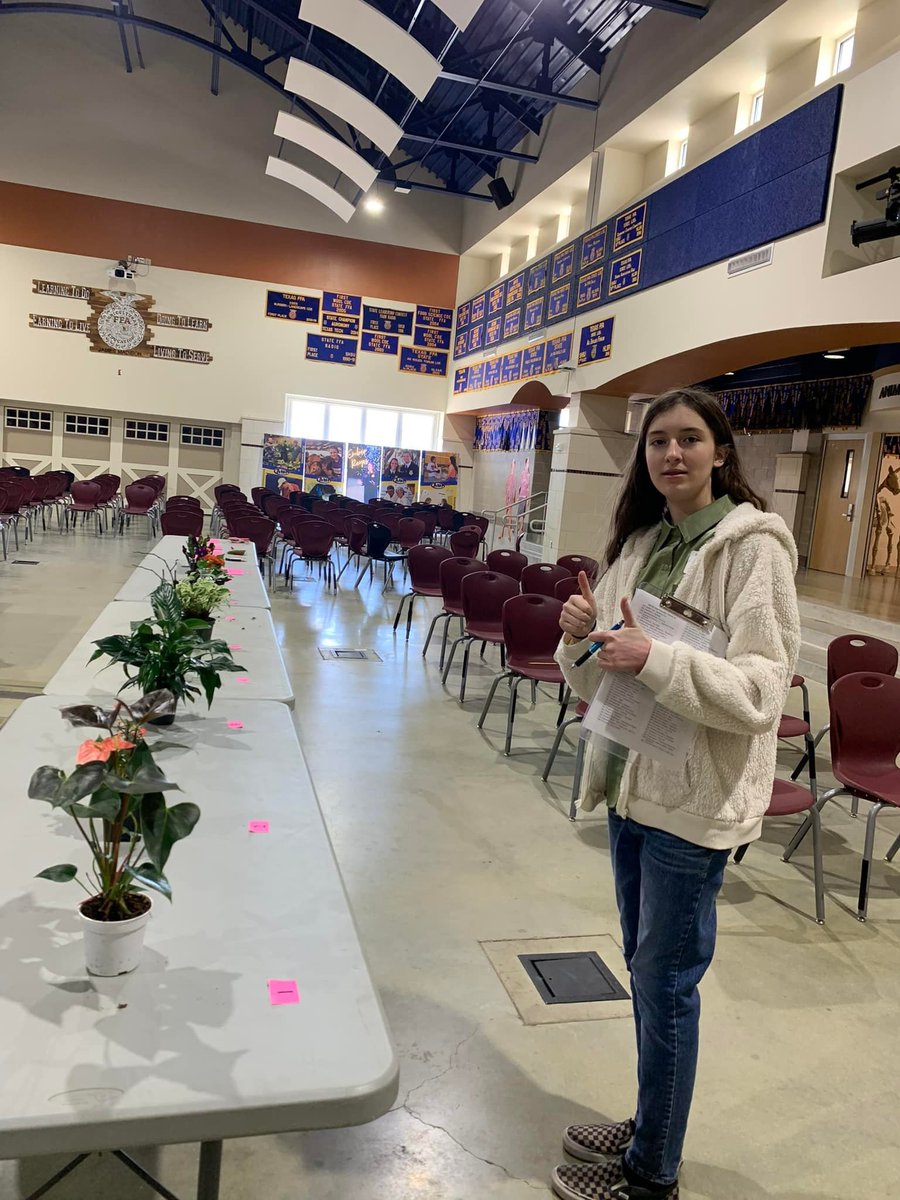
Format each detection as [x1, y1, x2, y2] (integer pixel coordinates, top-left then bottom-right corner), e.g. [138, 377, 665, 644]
[1, 527, 900, 1199]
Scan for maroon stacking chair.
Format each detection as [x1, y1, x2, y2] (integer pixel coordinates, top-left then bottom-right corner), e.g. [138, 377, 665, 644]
[280, 515, 330, 580]
[215, 484, 243, 502]
[93, 475, 121, 527]
[25, 474, 52, 533]
[777, 675, 818, 794]
[167, 494, 202, 507]
[0, 485, 8, 559]
[435, 505, 456, 543]
[229, 514, 277, 585]
[161, 508, 204, 537]
[415, 508, 438, 541]
[379, 511, 402, 541]
[119, 483, 159, 539]
[543, 699, 590, 820]
[393, 544, 453, 641]
[140, 474, 166, 499]
[287, 520, 337, 591]
[784, 672, 900, 922]
[477, 594, 567, 756]
[251, 486, 268, 510]
[312, 500, 334, 518]
[0, 480, 27, 549]
[557, 554, 599, 581]
[68, 480, 106, 536]
[424, 556, 488, 668]
[336, 516, 371, 582]
[555, 575, 582, 603]
[521, 562, 571, 597]
[442, 570, 519, 702]
[449, 525, 482, 558]
[397, 517, 425, 552]
[487, 548, 527, 581]
[791, 635, 899, 788]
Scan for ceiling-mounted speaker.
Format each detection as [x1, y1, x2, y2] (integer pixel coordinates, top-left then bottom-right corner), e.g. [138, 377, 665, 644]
[488, 177, 514, 210]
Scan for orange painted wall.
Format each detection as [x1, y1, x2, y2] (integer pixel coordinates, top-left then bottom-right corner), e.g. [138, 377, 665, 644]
[0, 181, 459, 307]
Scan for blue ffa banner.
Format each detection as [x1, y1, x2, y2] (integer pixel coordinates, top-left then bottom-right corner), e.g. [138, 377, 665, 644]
[580, 225, 607, 269]
[608, 249, 643, 297]
[547, 281, 573, 323]
[500, 350, 522, 384]
[521, 343, 545, 377]
[306, 333, 357, 365]
[487, 284, 505, 316]
[470, 293, 486, 323]
[414, 324, 451, 351]
[323, 291, 361, 317]
[416, 304, 452, 330]
[469, 361, 485, 390]
[524, 296, 545, 332]
[484, 316, 502, 348]
[503, 308, 522, 340]
[552, 242, 576, 283]
[468, 323, 484, 353]
[322, 312, 360, 336]
[578, 317, 614, 365]
[545, 332, 573, 371]
[453, 366, 469, 394]
[527, 258, 549, 295]
[399, 346, 448, 377]
[483, 358, 502, 388]
[576, 265, 604, 311]
[266, 289, 320, 323]
[454, 330, 468, 358]
[505, 271, 524, 307]
[362, 304, 413, 335]
[613, 202, 647, 252]
[361, 331, 399, 355]
[456, 299, 471, 330]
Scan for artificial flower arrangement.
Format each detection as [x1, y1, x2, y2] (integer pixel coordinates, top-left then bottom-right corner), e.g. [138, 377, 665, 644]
[29, 690, 196, 975]
[182, 536, 228, 583]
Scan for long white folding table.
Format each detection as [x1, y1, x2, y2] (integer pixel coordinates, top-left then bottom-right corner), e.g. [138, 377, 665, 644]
[0, 697, 398, 1199]
[43, 603, 293, 708]
[116, 537, 270, 610]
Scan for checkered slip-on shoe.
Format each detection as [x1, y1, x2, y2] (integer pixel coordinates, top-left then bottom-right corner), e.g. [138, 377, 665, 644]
[551, 1161, 679, 1200]
[563, 1119, 635, 1162]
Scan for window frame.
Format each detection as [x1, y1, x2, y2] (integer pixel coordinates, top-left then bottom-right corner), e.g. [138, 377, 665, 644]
[181, 424, 225, 448]
[749, 90, 764, 125]
[833, 31, 854, 76]
[124, 419, 170, 443]
[5, 407, 52, 432]
[64, 412, 111, 438]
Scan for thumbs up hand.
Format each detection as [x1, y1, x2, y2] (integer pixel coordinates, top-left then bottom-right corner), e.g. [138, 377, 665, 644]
[589, 596, 651, 675]
[560, 570, 599, 640]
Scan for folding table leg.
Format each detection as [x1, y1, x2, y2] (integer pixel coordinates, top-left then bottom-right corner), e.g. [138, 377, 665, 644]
[22, 1153, 91, 1200]
[197, 1140, 223, 1200]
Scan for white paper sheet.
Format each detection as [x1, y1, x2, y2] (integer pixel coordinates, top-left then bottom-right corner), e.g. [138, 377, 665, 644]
[581, 589, 727, 769]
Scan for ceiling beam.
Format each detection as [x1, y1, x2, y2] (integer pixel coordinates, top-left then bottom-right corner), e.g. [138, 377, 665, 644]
[440, 71, 597, 109]
[401, 132, 538, 164]
[378, 176, 495, 202]
[640, 0, 708, 16]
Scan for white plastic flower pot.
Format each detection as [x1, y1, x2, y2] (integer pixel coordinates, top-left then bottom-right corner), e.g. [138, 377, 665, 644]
[79, 897, 152, 976]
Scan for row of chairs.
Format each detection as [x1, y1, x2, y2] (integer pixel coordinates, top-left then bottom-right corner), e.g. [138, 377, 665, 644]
[0, 470, 71, 556]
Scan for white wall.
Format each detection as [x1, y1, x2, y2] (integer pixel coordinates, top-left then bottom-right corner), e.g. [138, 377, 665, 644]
[0, 244, 450, 425]
[0, 2, 463, 254]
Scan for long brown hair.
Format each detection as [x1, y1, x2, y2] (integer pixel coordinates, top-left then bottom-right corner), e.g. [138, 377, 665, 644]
[604, 387, 765, 567]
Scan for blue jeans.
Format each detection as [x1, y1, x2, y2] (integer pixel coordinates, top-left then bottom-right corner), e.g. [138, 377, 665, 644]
[608, 812, 729, 1189]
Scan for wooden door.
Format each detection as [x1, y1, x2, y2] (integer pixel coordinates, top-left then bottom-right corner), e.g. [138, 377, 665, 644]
[808, 438, 865, 574]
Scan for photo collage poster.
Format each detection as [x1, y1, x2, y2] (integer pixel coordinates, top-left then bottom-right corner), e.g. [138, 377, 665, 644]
[303, 440, 345, 491]
[261, 433, 305, 497]
[380, 447, 420, 506]
[418, 451, 459, 508]
[346, 444, 382, 502]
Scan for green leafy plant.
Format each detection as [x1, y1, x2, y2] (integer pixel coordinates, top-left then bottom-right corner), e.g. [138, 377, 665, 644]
[174, 576, 230, 620]
[90, 580, 244, 708]
[29, 691, 198, 919]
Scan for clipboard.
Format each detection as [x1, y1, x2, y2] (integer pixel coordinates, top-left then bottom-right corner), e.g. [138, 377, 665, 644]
[581, 589, 727, 769]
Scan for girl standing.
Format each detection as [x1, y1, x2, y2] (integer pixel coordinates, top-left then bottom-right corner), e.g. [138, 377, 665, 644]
[552, 388, 800, 1200]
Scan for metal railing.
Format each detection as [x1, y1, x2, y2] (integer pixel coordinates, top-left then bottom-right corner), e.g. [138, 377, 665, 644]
[481, 492, 548, 554]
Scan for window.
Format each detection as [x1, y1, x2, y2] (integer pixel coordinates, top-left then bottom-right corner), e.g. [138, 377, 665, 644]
[401, 411, 436, 451]
[125, 419, 169, 442]
[181, 425, 224, 448]
[834, 32, 854, 75]
[328, 404, 362, 444]
[841, 449, 855, 499]
[362, 405, 400, 447]
[677, 137, 689, 170]
[749, 90, 764, 125]
[289, 398, 326, 440]
[5, 407, 51, 431]
[65, 413, 110, 437]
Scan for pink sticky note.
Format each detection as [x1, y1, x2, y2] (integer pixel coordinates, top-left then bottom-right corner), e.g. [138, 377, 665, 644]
[224, 616, 236, 622]
[229, 644, 242, 650]
[268, 979, 299, 1006]
[236, 676, 250, 684]
[248, 820, 270, 834]
[227, 568, 245, 576]
[227, 720, 243, 730]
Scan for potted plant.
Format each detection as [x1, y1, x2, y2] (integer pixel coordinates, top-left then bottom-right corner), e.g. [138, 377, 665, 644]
[183, 536, 229, 583]
[90, 580, 245, 723]
[174, 576, 230, 638]
[28, 691, 198, 976]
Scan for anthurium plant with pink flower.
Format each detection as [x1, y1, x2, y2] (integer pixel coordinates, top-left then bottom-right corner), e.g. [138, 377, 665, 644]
[28, 690, 199, 923]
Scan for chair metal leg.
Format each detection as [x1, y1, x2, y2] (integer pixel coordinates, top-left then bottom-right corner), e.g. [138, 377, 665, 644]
[442, 634, 466, 684]
[422, 610, 445, 659]
[478, 669, 512, 729]
[733, 843, 750, 864]
[857, 802, 885, 921]
[505, 674, 524, 755]
[850, 797, 859, 818]
[885, 831, 900, 863]
[791, 724, 828, 780]
[542, 714, 578, 782]
[569, 734, 586, 821]
[459, 637, 474, 702]
[530, 679, 537, 705]
[810, 804, 826, 924]
[783, 786, 841, 861]
[406, 591, 416, 640]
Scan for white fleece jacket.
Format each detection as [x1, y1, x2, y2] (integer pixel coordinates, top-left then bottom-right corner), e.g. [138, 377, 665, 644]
[555, 503, 800, 849]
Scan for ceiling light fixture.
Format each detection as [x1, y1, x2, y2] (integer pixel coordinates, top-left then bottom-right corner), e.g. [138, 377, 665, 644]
[364, 194, 385, 214]
[394, 184, 411, 194]
[823, 351, 846, 360]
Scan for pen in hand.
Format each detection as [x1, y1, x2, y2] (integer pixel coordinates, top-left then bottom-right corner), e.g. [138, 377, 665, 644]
[575, 621, 623, 667]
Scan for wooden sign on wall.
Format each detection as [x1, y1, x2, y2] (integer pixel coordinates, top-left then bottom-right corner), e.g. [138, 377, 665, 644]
[30, 279, 213, 364]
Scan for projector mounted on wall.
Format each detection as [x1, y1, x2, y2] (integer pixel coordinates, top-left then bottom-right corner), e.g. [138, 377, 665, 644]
[107, 256, 151, 281]
[851, 166, 900, 246]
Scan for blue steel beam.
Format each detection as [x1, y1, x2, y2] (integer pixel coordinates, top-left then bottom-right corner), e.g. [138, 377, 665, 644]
[439, 70, 597, 108]
[641, 0, 707, 16]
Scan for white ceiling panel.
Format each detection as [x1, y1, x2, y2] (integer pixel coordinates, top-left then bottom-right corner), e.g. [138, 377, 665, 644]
[265, 155, 356, 223]
[284, 59, 403, 156]
[274, 111, 378, 192]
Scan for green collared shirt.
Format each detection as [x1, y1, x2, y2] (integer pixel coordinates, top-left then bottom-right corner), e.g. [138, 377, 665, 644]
[605, 494, 735, 807]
